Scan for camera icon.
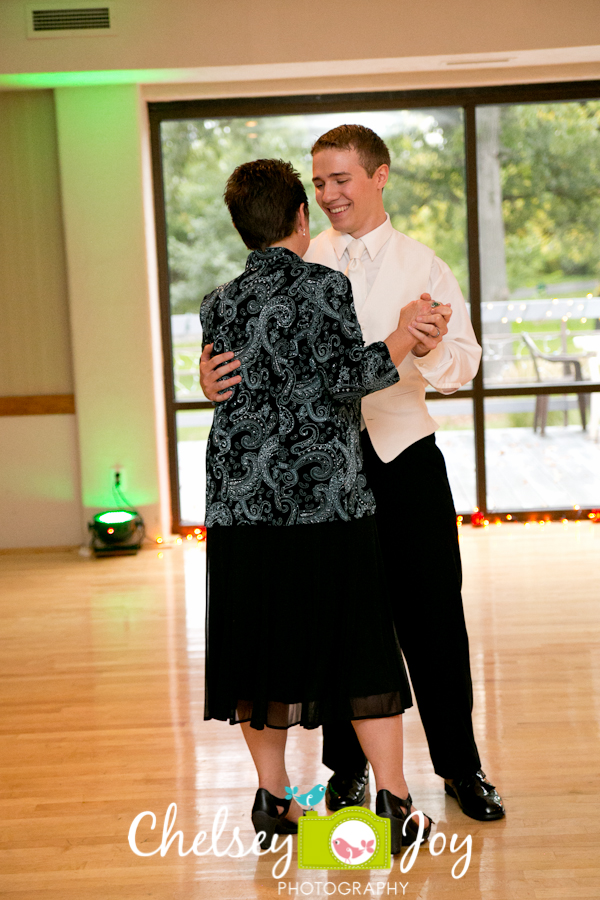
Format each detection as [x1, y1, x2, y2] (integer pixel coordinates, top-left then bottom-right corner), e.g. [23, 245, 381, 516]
[298, 808, 391, 870]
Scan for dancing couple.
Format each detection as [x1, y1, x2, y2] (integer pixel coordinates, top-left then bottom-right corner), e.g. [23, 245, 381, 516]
[199, 125, 505, 854]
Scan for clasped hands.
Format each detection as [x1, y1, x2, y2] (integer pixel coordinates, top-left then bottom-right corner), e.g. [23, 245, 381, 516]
[403, 293, 452, 358]
[198, 293, 452, 403]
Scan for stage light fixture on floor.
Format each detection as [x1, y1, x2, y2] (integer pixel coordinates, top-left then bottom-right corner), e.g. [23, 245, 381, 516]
[88, 470, 145, 556]
[89, 509, 145, 556]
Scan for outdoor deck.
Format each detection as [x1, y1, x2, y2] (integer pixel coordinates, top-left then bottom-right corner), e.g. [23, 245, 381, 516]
[437, 424, 600, 513]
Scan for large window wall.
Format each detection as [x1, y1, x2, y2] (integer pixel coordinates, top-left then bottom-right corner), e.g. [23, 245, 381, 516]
[149, 83, 600, 530]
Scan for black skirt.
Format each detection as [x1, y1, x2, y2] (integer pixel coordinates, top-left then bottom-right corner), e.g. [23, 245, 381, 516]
[204, 515, 412, 730]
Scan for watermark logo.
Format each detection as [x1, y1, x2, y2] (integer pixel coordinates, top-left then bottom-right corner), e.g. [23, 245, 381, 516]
[127, 800, 472, 880]
[299, 808, 391, 870]
[286, 784, 327, 808]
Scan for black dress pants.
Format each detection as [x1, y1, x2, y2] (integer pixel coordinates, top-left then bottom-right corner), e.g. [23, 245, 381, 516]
[322, 431, 481, 780]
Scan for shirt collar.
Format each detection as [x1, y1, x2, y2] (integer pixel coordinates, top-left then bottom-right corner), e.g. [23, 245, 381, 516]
[329, 213, 393, 261]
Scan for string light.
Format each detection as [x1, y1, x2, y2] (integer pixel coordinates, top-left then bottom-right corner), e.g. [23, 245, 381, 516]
[178, 527, 208, 543]
[460, 512, 596, 529]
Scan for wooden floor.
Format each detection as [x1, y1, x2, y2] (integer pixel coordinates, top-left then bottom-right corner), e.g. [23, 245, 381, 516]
[1, 522, 600, 899]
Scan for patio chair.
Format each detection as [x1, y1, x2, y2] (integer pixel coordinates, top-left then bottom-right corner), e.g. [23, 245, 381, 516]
[521, 332, 588, 436]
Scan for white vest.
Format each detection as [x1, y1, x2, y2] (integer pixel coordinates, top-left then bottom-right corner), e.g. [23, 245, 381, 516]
[305, 228, 438, 463]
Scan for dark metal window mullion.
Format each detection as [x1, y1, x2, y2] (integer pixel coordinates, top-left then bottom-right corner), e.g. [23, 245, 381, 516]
[464, 104, 487, 514]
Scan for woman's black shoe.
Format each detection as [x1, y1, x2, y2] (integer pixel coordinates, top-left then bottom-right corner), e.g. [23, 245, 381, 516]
[251, 788, 298, 850]
[375, 789, 433, 855]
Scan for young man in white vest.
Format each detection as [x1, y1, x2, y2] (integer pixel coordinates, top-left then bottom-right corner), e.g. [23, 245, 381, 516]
[200, 125, 505, 822]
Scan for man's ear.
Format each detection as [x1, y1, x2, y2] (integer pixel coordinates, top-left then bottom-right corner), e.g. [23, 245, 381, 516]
[374, 164, 389, 191]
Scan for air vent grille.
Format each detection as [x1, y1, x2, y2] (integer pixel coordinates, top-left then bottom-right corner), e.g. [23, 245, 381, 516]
[30, 6, 111, 33]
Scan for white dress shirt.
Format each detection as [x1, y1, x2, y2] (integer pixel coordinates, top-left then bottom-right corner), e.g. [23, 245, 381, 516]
[326, 214, 478, 394]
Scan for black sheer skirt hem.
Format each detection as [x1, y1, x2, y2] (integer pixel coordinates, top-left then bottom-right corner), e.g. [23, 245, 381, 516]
[204, 516, 413, 731]
[204, 690, 409, 731]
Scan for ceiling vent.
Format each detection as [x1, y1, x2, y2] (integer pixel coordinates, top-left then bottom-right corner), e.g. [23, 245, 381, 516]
[26, 3, 117, 38]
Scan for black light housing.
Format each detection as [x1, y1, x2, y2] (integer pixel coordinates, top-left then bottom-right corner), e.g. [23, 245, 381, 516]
[88, 509, 145, 556]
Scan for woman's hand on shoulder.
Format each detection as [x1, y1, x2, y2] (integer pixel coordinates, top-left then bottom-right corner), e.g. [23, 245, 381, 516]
[199, 343, 242, 402]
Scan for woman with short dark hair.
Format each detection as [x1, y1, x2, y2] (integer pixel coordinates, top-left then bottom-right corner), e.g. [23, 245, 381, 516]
[201, 158, 432, 853]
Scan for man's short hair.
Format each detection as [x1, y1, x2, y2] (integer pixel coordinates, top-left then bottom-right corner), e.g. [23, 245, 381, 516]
[224, 158, 308, 250]
[311, 124, 391, 177]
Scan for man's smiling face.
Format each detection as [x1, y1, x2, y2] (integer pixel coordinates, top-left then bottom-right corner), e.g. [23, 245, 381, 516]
[311, 147, 388, 238]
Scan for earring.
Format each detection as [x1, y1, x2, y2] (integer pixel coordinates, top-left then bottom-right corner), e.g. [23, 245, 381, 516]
[302, 229, 306, 236]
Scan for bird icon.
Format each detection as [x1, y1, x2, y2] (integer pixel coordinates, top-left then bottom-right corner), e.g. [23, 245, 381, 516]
[332, 837, 375, 862]
[284, 784, 326, 808]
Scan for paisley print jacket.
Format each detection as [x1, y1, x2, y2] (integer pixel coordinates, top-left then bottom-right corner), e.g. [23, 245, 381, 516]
[201, 247, 399, 526]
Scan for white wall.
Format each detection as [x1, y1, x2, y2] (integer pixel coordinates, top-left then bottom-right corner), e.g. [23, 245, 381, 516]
[0, 90, 83, 549]
[0, 416, 84, 548]
[54, 84, 170, 542]
[0, 0, 599, 93]
[0, 0, 598, 75]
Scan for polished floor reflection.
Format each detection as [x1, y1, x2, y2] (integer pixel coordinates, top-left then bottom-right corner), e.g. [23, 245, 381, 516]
[1, 523, 600, 899]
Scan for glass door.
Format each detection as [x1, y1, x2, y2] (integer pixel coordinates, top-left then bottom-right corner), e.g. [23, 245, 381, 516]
[476, 100, 600, 513]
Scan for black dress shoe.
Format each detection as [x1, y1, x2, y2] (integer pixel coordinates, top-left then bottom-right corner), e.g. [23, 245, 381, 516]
[444, 769, 505, 821]
[376, 790, 433, 855]
[251, 788, 298, 850]
[325, 768, 369, 811]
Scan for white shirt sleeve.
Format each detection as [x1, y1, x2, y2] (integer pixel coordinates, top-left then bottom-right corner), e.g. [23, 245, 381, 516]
[411, 256, 482, 394]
